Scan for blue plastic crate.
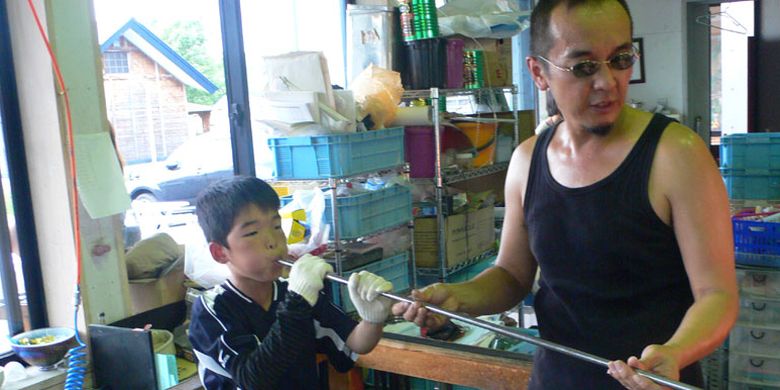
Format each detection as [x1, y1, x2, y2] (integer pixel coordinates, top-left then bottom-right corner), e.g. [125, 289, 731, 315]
[733, 219, 780, 267]
[721, 168, 780, 200]
[331, 252, 411, 313]
[268, 128, 404, 179]
[281, 185, 412, 240]
[721, 133, 780, 170]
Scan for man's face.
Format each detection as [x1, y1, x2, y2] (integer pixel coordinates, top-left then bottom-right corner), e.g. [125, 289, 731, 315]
[530, 1, 634, 134]
[220, 204, 288, 282]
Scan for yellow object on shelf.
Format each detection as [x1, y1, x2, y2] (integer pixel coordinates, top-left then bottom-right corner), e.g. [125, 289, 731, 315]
[176, 357, 198, 380]
[455, 122, 497, 168]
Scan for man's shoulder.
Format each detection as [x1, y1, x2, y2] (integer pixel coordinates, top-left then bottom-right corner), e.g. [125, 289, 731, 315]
[656, 119, 705, 156]
[513, 134, 540, 165]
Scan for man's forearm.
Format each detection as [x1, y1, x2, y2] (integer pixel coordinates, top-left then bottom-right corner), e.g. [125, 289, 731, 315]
[456, 265, 531, 316]
[663, 289, 738, 368]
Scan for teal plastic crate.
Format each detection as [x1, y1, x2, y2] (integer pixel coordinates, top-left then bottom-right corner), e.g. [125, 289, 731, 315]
[281, 185, 412, 240]
[331, 252, 411, 313]
[268, 127, 404, 179]
[721, 133, 780, 170]
[323, 186, 411, 240]
[721, 168, 780, 200]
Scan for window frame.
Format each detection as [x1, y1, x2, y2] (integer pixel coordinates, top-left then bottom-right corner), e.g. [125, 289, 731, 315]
[0, 0, 49, 360]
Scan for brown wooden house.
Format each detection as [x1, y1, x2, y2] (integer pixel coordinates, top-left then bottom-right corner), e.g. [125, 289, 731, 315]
[101, 19, 217, 164]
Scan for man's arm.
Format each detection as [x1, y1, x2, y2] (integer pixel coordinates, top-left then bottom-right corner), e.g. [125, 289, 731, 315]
[610, 123, 739, 389]
[394, 137, 540, 325]
[655, 123, 738, 366]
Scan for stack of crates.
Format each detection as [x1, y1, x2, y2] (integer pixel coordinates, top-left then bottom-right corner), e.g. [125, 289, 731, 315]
[268, 128, 414, 313]
[721, 133, 780, 201]
[720, 133, 780, 389]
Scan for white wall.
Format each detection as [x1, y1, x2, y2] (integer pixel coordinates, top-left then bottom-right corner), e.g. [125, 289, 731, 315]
[626, 0, 687, 118]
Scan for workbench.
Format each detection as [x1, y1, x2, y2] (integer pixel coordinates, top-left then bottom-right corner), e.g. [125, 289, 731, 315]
[358, 332, 534, 389]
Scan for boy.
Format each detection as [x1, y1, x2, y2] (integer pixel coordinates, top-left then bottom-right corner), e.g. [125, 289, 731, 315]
[189, 176, 393, 389]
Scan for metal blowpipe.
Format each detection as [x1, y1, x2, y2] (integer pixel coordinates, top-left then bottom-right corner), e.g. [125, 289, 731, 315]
[277, 259, 699, 390]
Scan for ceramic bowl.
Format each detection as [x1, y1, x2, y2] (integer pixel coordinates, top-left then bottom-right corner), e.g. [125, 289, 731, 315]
[9, 327, 77, 370]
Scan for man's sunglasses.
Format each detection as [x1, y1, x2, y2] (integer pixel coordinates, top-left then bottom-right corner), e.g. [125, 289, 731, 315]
[536, 50, 639, 78]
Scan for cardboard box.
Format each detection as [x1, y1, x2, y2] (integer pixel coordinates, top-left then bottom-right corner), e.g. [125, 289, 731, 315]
[414, 213, 467, 268]
[466, 206, 496, 259]
[128, 263, 187, 315]
[414, 205, 495, 268]
[463, 38, 513, 87]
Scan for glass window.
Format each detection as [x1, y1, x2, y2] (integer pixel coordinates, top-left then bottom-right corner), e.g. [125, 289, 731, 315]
[0, 99, 28, 355]
[241, 0, 347, 89]
[103, 51, 129, 74]
[94, 0, 228, 246]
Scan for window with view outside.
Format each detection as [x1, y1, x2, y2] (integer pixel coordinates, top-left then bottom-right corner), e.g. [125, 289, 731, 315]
[0, 111, 29, 355]
[94, 0, 348, 250]
[94, 0, 229, 248]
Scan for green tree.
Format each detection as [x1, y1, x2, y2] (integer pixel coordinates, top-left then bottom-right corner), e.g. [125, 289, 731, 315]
[161, 20, 225, 105]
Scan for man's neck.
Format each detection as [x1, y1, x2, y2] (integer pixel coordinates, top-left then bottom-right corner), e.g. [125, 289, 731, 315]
[558, 107, 631, 151]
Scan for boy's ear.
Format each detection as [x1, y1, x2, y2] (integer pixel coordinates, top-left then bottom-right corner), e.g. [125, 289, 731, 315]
[209, 242, 230, 264]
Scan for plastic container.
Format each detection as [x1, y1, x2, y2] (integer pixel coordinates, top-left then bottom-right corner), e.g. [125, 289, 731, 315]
[737, 267, 780, 298]
[455, 122, 497, 167]
[151, 329, 175, 355]
[728, 380, 780, 389]
[721, 133, 780, 170]
[403, 38, 446, 90]
[733, 218, 780, 267]
[445, 38, 465, 88]
[737, 296, 780, 326]
[281, 185, 412, 240]
[721, 168, 780, 200]
[729, 350, 780, 384]
[404, 126, 475, 177]
[268, 127, 404, 179]
[330, 252, 411, 313]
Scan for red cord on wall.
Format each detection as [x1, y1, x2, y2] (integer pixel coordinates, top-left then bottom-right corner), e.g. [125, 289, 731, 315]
[25, 0, 82, 285]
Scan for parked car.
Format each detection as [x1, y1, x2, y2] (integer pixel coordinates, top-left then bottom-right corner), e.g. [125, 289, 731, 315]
[125, 132, 234, 204]
[124, 130, 276, 204]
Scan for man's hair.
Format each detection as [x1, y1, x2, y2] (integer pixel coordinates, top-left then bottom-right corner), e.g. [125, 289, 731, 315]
[196, 176, 280, 247]
[530, 0, 633, 57]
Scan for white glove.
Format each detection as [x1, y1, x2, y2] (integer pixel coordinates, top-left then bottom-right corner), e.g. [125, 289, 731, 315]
[288, 254, 333, 307]
[348, 271, 393, 324]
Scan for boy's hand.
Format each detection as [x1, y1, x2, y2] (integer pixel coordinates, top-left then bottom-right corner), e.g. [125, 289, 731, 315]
[348, 271, 393, 324]
[288, 254, 333, 307]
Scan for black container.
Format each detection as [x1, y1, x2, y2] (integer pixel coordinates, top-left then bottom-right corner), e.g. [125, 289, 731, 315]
[403, 37, 446, 90]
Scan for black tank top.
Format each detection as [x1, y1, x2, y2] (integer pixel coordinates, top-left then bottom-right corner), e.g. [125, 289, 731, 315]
[524, 114, 702, 389]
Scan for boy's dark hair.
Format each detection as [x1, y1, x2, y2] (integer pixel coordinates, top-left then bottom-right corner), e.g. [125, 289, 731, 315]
[530, 0, 633, 57]
[196, 176, 280, 247]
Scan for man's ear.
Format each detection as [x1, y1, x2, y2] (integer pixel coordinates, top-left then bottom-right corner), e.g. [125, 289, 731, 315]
[209, 242, 230, 264]
[526, 56, 550, 91]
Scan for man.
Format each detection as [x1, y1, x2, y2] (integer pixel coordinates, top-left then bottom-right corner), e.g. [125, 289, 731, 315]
[393, 1, 738, 389]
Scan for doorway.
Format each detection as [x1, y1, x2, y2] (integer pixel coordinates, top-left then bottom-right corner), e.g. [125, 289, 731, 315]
[686, 1, 755, 161]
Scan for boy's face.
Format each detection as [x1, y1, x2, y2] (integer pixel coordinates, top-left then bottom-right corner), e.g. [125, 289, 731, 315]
[211, 204, 288, 283]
